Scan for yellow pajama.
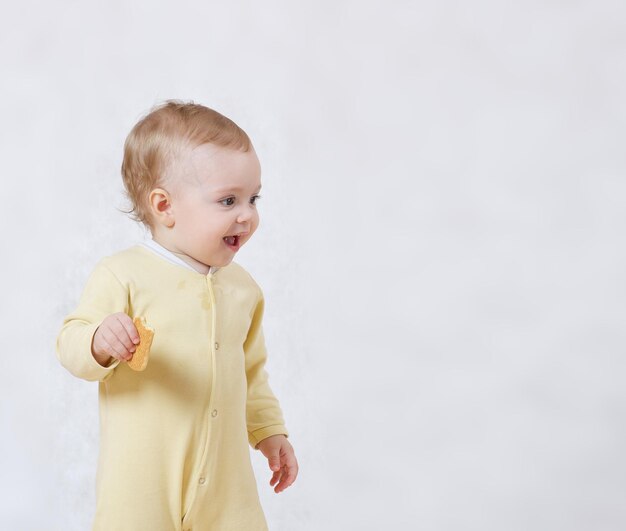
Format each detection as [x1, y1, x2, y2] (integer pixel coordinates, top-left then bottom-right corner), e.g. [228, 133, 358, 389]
[56, 245, 288, 531]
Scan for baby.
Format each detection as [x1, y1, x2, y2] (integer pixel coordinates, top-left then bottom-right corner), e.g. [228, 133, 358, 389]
[56, 100, 298, 531]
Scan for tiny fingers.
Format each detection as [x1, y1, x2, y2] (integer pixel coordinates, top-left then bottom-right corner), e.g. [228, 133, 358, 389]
[101, 327, 133, 361]
[117, 314, 140, 345]
[273, 464, 297, 493]
[112, 315, 138, 353]
[100, 334, 131, 361]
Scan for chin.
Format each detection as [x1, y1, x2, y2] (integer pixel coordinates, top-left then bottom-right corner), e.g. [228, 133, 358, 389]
[217, 256, 235, 267]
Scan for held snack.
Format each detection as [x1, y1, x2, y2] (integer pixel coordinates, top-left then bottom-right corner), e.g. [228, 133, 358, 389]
[127, 316, 155, 371]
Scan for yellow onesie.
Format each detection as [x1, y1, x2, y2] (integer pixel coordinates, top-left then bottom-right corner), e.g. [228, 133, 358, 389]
[56, 243, 289, 531]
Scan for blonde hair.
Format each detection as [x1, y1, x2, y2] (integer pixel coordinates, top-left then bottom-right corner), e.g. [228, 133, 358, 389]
[119, 99, 252, 231]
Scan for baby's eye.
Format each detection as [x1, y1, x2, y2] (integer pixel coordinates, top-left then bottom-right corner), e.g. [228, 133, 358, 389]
[220, 194, 261, 207]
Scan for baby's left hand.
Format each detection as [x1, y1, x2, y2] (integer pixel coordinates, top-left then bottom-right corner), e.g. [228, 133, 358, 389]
[256, 434, 298, 493]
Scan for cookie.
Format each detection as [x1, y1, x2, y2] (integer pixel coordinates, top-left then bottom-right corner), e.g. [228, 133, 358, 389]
[127, 316, 154, 371]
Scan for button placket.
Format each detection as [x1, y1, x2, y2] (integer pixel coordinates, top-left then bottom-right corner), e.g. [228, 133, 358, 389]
[193, 275, 216, 495]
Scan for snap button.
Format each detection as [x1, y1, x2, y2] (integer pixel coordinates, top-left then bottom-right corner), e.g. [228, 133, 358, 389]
[215, 342, 219, 350]
[199, 477, 206, 485]
[211, 409, 218, 417]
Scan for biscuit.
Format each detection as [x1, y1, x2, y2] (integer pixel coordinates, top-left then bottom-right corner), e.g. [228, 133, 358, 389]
[127, 316, 154, 371]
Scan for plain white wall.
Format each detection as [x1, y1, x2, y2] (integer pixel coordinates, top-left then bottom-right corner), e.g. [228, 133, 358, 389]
[1, 1, 625, 529]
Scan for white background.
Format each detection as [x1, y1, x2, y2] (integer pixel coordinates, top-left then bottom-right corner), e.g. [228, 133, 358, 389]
[1, 1, 625, 529]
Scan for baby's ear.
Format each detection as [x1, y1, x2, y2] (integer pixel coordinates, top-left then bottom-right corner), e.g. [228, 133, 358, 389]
[149, 188, 175, 228]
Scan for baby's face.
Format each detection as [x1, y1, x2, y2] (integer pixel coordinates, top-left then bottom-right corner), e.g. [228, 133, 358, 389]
[164, 142, 262, 269]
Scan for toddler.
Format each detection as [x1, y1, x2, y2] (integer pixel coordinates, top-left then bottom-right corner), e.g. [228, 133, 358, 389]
[56, 100, 298, 531]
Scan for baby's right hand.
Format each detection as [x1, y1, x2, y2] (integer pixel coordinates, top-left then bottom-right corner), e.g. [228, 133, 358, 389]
[91, 312, 140, 367]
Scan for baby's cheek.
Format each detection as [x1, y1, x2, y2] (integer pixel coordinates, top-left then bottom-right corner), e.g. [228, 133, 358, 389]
[250, 217, 260, 235]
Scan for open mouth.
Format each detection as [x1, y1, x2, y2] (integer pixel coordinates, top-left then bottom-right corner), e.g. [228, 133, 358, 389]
[223, 234, 241, 250]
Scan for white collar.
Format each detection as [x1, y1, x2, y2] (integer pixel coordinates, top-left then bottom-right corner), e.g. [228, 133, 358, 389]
[139, 238, 220, 275]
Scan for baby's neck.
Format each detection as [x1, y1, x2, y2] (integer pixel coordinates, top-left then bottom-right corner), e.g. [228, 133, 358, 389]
[150, 233, 211, 275]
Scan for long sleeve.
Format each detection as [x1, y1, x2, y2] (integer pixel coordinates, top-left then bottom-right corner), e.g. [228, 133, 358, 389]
[244, 287, 289, 449]
[56, 259, 127, 382]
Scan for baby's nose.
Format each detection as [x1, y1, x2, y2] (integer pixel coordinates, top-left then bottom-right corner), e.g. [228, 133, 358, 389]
[236, 207, 254, 222]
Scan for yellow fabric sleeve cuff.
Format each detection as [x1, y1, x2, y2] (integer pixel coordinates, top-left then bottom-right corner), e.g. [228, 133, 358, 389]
[248, 425, 289, 449]
[56, 321, 121, 382]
